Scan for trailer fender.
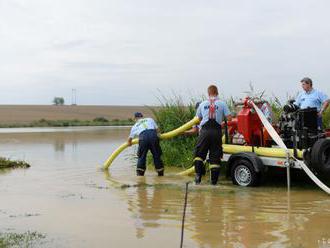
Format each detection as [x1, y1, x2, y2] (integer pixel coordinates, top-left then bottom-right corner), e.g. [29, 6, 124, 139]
[227, 152, 265, 177]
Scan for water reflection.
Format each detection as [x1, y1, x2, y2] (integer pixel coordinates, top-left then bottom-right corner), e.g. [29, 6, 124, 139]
[1, 127, 330, 248]
[104, 170, 330, 248]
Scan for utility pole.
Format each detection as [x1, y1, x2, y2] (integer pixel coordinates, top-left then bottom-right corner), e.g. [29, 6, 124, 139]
[71, 88, 77, 105]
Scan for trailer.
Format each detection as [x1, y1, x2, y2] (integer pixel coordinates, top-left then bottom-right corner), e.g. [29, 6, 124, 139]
[219, 97, 330, 187]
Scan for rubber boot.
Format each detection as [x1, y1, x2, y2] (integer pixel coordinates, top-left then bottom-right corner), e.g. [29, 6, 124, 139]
[158, 170, 164, 176]
[201, 164, 206, 176]
[210, 168, 220, 185]
[194, 160, 204, 184]
[136, 169, 145, 176]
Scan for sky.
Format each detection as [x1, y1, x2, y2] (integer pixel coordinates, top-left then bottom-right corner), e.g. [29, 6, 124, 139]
[0, 0, 330, 105]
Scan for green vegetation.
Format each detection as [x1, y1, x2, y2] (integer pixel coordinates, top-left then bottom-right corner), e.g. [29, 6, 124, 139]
[150, 96, 197, 168]
[323, 107, 330, 129]
[0, 231, 45, 248]
[0, 157, 30, 169]
[268, 96, 283, 123]
[0, 118, 134, 128]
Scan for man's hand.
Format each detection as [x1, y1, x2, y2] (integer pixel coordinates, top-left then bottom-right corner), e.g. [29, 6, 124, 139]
[184, 127, 198, 136]
[127, 138, 132, 146]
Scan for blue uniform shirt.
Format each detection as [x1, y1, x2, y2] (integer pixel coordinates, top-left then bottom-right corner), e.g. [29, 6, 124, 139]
[294, 89, 329, 111]
[196, 97, 231, 127]
[129, 118, 158, 138]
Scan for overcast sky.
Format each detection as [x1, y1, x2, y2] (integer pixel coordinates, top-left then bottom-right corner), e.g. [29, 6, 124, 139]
[0, 0, 329, 105]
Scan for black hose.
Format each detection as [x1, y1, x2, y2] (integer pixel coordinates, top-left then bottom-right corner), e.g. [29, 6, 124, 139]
[180, 182, 190, 248]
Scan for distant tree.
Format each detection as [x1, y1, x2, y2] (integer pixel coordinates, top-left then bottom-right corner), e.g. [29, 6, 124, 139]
[53, 97, 65, 105]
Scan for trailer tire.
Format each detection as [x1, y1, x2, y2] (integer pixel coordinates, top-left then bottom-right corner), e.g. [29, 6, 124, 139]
[311, 139, 330, 174]
[231, 159, 260, 186]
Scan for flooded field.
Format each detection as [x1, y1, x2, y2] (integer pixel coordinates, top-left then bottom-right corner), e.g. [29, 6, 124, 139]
[0, 127, 330, 248]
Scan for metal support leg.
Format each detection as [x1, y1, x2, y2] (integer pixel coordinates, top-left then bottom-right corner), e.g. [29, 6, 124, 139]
[285, 151, 291, 191]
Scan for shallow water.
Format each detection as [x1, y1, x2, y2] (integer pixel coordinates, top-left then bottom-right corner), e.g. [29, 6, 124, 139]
[0, 127, 330, 248]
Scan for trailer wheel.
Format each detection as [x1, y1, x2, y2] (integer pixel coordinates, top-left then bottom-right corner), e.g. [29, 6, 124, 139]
[231, 159, 259, 186]
[311, 139, 330, 174]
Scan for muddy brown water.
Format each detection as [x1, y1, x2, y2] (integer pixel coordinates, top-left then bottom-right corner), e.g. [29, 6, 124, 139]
[0, 127, 329, 248]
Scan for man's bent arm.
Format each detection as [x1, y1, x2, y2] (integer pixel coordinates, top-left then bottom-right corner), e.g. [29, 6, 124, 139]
[320, 100, 330, 115]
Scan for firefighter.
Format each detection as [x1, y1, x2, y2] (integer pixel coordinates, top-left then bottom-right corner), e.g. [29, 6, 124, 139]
[194, 85, 232, 185]
[294, 77, 329, 129]
[127, 112, 164, 176]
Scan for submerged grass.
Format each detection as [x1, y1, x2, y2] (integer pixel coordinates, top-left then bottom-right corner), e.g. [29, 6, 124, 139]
[0, 231, 45, 248]
[0, 157, 30, 169]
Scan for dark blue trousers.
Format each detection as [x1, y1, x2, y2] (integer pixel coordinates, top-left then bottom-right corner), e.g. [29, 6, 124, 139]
[137, 130, 163, 172]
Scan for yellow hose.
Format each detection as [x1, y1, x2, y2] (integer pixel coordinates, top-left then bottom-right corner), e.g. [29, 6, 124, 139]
[176, 145, 303, 176]
[103, 117, 200, 170]
[103, 116, 303, 175]
[223, 144, 303, 158]
[176, 166, 195, 176]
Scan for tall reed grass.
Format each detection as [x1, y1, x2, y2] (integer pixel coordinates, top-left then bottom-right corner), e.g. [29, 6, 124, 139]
[149, 95, 198, 168]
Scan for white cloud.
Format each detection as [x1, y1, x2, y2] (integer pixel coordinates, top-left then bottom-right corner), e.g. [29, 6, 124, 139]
[0, 0, 330, 105]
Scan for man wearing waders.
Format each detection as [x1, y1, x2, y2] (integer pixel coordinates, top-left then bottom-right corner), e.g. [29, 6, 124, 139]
[194, 85, 231, 185]
[127, 112, 164, 176]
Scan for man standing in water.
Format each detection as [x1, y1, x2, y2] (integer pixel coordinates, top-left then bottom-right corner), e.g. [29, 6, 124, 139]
[194, 85, 232, 185]
[127, 112, 164, 176]
[294, 77, 329, 129]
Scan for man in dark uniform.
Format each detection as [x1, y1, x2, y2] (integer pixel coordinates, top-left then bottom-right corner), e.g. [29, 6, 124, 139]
[194, 85, 232, 185]
[127, 112, 164, 176]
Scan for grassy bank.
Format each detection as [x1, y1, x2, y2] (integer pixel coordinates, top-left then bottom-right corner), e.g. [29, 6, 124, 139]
[0, 231, 45, 248]
[0, 118, 134, 128]
[0, 157, 30, 169]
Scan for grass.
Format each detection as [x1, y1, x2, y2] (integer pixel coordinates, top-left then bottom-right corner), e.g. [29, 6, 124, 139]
[149, 95, 198, 168]
[0, 157, 30, 169]
[0, 231, 45, 248]
[0, 118, 134, 128]
[323, 107, 330, 129]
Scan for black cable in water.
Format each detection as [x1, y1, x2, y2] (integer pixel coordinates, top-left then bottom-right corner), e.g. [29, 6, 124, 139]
[180, 182, 190, 248]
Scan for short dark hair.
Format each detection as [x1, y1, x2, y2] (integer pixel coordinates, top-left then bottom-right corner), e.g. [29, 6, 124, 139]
[207, 85, 218, 96]
[300, 77, 313, 86]
[134, 112, 143, 118]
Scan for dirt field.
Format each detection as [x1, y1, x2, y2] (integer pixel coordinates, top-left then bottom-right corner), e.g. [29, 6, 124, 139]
[0, 105, 156, 124]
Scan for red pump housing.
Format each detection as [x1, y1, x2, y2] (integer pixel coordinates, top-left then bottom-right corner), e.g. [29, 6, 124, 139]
[236, 98, 264, 146]
[224, 97, 272, 146]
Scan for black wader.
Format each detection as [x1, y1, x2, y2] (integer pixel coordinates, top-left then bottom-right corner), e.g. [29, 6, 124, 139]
[194, 119, 222, 185]
[137, 129, 164, 176]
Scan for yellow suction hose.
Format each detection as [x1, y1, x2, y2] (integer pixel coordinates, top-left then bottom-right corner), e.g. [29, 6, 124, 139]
[177, 145, 304, 176]
[103, 116, 304, 174]
[103, 117, 200, 170]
